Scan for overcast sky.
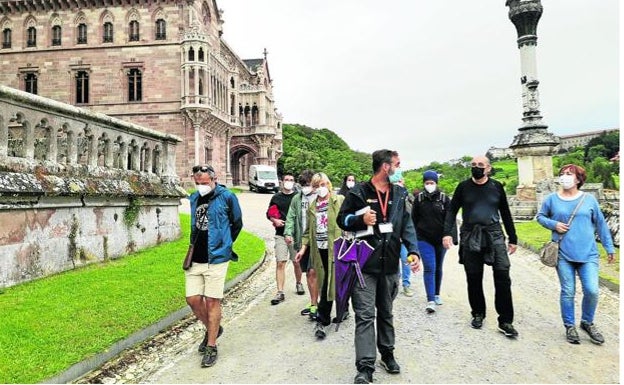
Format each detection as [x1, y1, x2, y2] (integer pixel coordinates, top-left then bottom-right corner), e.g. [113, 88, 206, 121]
[218, 1, 619, 169]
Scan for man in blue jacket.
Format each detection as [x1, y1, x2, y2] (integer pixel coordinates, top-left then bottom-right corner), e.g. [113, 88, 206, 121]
[187, 165, 243, 368]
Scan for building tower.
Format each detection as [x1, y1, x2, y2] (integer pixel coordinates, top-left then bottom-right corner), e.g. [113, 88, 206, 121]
[506, 0, 559, 201]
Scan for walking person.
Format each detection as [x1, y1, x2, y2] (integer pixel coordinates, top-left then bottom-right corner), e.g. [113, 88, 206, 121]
[338, 174, 357, 196]
[284, 170, 319, 318]
[536, 164, 615, 345]
[187, 165, 243, 368]
[267, 172, 304, 305]
[337, 149, 421, 384]
[412, 170, 457, 313]
[395, 179, 413, 297]
[442, 155, 519, 338]
[294, 173, 344, 339]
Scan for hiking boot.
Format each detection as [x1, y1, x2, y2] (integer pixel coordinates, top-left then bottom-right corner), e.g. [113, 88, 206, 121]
[332, 311, 350, 323]
[403, 286, 414, 297]
[580, 321, 605, 344]
[353, 369, 373, 384]
[471, 314, 484, 329]
[296, 282, 305, 295]
[314, 322, 326, 339]
[434, 295, 443, 305]
[270, 292, 285, 305]
[380, 353, 401, 374]
[426, 301, 436, 314]
[565, 325, 580, 344]
[201, 345, 218, 368]
[498, 322, 519, 338]
[198, 326, 224, 353]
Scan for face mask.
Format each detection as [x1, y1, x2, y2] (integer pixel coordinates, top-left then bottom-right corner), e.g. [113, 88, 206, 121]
[301, 186, 312, 195]
[196, 184, 212, 197]
[471, 166, 486, 180]
[316, 186, 329, 198]
[559, 174, 576, 190]
[424, 183, 437, 194]
[388, 167, 403, 184]
[283, 181, 294, 191]
[346, 181, 355, 189]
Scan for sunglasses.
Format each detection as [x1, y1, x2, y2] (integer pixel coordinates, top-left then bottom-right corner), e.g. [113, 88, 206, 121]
[470, 162, 488, 168]
[192, 165, 214, 173]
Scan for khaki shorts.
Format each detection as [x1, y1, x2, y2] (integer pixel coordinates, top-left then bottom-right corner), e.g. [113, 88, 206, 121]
[185, 261, 229, 299]
[275, 235, 296, 262]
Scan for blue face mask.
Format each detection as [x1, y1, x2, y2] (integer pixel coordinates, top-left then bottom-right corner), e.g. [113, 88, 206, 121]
[388, 167, 403, 184]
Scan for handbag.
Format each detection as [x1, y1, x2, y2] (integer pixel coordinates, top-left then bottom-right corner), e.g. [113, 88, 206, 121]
[539, 193, 586, 267]
[183, 232, 199, 271]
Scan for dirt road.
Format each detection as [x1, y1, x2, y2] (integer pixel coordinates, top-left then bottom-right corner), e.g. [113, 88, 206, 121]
[81, 190, 620, 384]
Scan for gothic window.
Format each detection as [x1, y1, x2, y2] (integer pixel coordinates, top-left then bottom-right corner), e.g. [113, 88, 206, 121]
[201, 2, 211, 25]
[103, 22, 113, 43]
[198, 48, 204, 62]
[128, 68, 142, 102]
[230, 77, 235, 88]
[251, 105, 259, 126]
[198, 77, 204, 96]
[2, 28, 10, 48]
[188, 47, 194, 61]
[129, 20, 139, 41]
[25, 73, 37, 94]
[76, 71, 89, 104]
[27, 26, 36, 47]
[155, 19, 166, 40]
[77, 23, 87, 44]
[52, 25, 61, 46]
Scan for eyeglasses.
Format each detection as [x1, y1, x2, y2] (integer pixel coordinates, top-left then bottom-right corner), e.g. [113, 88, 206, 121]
[192, 165, 214, 173]
[470, 162, 488, 168]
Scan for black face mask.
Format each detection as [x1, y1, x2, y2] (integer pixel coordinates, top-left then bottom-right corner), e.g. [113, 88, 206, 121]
[471, 166, 486, 180]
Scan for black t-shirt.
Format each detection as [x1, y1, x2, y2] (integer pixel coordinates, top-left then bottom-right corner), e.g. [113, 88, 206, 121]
[267, 191, 296, 236]
[192, 193, 211, 263]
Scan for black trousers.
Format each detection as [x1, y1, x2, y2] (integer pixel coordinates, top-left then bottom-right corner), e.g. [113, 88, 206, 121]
[317, 248, 333, 326]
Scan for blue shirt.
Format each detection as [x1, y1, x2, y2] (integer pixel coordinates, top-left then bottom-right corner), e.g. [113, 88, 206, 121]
[536, 192, 615, 263]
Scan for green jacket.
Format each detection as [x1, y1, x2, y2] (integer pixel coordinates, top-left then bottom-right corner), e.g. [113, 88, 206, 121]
[284, 191, 305, 250]
[301, 194, 344, 302]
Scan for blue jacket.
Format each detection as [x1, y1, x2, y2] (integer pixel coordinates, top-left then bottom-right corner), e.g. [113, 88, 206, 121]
[189, 184, 243, 264]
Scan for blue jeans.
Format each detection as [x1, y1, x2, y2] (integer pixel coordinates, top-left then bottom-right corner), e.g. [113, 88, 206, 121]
[398, 245, 410, 288]
[557, 258, 600, 326]
[419, 240, 446, 302]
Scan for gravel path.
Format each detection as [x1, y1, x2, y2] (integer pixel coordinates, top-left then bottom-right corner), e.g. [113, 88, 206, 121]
[79, 191, 620, 384]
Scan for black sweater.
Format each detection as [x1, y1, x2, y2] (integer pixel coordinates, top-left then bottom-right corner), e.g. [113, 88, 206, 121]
[412, 190, 457, 245]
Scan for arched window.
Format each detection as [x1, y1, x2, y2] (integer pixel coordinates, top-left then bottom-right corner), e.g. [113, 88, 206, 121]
[198, 48, 204, 62]
[27, 26, 36, 47]
[52, 25, 61, 46]
[103, 22, 113, 42]
[76, 71, 89, 104]
[230, 77, 235, 88]
[129, 20, 139, 41]
[77, 23, 87, 44]
[128, 68, 142, 102]
[155, 19, 166, 40]
[2, 28, 10, 48]
[188, 47, 195, 61]
[25, 73, 37, 94]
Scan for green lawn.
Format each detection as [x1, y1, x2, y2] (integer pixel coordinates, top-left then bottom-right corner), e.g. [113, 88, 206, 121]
[0, 213, 265, 384]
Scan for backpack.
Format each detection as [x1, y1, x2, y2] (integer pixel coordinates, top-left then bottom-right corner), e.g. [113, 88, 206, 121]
[417, 191, 446, 204]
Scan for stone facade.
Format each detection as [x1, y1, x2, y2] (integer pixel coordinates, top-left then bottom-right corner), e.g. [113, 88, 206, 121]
[556, 129, 619, 152]
[0, 0, 282, 187]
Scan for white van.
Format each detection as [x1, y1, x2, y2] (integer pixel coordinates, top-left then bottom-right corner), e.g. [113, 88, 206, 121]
[248, 165, 279, 193]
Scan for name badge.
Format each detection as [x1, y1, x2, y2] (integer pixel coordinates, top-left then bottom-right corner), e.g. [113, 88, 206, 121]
[379, 222, 393, 233]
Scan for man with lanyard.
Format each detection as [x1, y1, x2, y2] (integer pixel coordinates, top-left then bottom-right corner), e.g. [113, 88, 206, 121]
[338, 149, 422, 384]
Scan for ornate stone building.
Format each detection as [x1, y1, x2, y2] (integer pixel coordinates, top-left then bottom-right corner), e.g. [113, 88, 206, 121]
[0, 0, 282, 186]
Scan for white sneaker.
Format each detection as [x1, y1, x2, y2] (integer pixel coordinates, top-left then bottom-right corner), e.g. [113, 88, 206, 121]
[403, 286, 414, 297]
[426, 301, 436, 313]
[434, 295, 443, 305]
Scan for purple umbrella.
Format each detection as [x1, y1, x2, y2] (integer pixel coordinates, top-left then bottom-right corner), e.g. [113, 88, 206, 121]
[333, 237, 375, 331]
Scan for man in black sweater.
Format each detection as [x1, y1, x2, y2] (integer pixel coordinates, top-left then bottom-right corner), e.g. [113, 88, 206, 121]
[442, 155, 519, 338]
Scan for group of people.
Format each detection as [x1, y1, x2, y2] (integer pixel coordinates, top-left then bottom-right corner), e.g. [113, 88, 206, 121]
[182, 151, 615, 384]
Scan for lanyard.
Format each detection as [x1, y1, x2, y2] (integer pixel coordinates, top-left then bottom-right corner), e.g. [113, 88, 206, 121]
[375, 187, 390, 222]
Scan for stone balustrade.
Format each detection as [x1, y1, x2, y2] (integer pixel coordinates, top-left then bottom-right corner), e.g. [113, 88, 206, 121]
[0, 86, 186, 289]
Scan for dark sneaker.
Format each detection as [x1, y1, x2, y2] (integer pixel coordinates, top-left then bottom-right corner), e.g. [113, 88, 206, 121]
[380, 354, 401, 374]
[198, 326, 224, 353]
[296, 282, 305, 295]
[314, 322, 326, 339]
[270, 292, 285, 305]
[580, 321, 605, 344]
[471, 314, 484, 329]
[353, 369, 373, 384]
[301, 304, 311, 316]
[309, 306, 318, 321]
[565, 325, 580, 344]
[498, 323, 519, 338]
[201, 345, 218, 368]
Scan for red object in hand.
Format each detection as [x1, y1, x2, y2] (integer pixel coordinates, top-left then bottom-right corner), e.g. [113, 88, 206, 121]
[268, 204, 281, 227]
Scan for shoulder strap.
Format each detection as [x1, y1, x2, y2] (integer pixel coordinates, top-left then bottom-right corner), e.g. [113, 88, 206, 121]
[567, 193, 587, 226]
[417, 191, 424, 203]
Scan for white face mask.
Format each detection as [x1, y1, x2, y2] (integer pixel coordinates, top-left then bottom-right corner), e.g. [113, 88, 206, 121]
[346, 181, 355, 189]
[424, 183, 437, 194]
[301, 186, 313, 195]
[316, 186, 329, 198]
[196, 184, 212, 196]
[283, 181, 294, 191]
[559, 174, 576, 190]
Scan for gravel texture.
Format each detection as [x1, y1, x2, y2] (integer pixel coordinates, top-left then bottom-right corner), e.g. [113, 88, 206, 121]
[77, 191, 620, 384]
